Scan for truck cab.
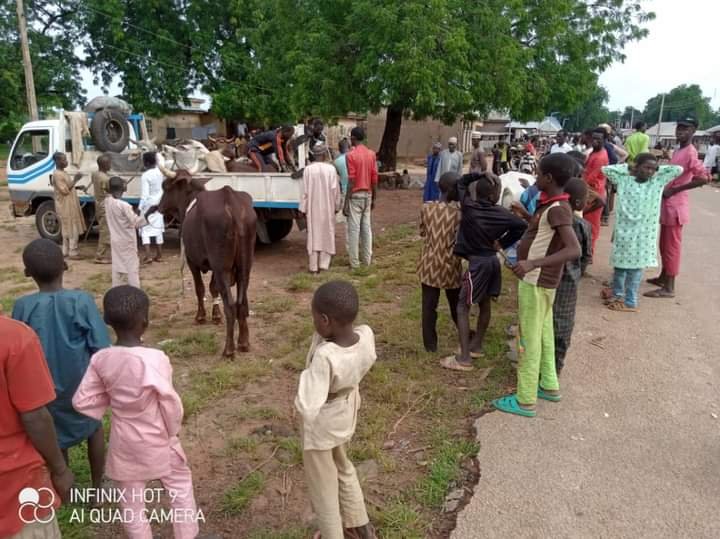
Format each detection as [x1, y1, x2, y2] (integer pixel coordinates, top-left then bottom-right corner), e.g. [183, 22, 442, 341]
[7, 112, 144, 241]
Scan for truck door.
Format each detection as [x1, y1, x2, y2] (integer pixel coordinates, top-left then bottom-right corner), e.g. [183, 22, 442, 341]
[8, 128, 53, 196]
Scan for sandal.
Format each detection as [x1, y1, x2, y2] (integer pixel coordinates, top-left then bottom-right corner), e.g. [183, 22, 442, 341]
[646, 276, 665, 287]
[643, 288, 674, 299]
[440, 356, 474, 372]
[600, 287, 614, 300]
[538, 388, 562, 402]
[492, 394, 536, 417]
[607, 301, 637, 312]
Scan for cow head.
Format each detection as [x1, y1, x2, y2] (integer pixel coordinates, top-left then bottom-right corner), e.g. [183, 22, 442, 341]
[157, 162, 203, 224]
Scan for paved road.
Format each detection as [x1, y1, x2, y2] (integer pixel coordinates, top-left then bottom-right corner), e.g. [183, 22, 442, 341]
[453, 189, 720, 538]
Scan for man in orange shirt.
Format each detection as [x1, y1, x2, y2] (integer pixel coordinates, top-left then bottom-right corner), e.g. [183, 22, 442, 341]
[344, 127, 379, 269]
[0, 316, 73, 539]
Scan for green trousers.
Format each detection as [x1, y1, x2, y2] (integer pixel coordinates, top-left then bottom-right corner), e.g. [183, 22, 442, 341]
[517, 280, 559, 405]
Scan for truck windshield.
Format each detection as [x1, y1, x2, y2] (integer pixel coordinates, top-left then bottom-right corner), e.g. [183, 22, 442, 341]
[10, 130, 50, 171]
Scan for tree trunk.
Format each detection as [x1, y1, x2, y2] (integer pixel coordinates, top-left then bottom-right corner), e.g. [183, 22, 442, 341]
[377, 105, 403, 172]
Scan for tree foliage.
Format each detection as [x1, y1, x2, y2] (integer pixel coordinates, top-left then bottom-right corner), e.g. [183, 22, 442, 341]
[5, 0, 654, 163]
[562, 85, 611, 133]
[641, 84, 717, 129]
[0, 0, 85, 140]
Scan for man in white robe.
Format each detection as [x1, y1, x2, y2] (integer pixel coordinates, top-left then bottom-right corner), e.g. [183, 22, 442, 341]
[138, 152, 165, 263]
[300, 143, 342, 273]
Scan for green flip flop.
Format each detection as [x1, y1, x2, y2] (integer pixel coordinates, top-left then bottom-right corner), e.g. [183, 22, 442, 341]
[537, 388, 562, 402]
[492, 394, 536, 417]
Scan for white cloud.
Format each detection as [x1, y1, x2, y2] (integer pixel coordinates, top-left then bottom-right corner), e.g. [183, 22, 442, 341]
[599, 0, 720, 111]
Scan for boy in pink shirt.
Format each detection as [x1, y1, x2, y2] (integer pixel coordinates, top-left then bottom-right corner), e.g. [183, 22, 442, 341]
[73, 286, 200, 539]
[645, 118, 709, 298]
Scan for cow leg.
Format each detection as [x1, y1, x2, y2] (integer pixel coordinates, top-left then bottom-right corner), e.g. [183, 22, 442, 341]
[217, 271, 236, 358]
[235, 269, 250, 353]
[189, 264, 207, 324]
[209, 276, 223, 325]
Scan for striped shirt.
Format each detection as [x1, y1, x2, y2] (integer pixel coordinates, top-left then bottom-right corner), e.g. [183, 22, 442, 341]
[517, 197, 573, 289]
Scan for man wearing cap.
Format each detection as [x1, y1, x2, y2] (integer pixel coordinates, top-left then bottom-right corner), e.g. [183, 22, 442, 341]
[469, 133, 488, 174]
[434, 137, 464, 184]
[300, 142, 342, 273]
[645, 117, 709, 298]
[423, 142, 443, 202]
[550, 130, 573, 154]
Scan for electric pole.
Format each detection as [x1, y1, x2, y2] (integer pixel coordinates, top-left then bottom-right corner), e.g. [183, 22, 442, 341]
[16, 0, 38, 121]
[655, 93, 665, 143]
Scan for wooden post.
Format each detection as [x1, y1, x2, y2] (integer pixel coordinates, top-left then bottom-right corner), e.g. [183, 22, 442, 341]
[655, 94, 665, 145]
[16, 0, 38, 121]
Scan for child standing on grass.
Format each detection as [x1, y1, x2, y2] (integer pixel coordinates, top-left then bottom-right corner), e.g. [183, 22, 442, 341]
[552, 178, 592, 374]
[601, 154, 682, 311]
[295, 281, 377, 539]
[417, 171, 463, 353]
[441, 172, 527, 372]
[12, 238, 110, 491]
[73, 286, 201, 539]
[493, 154, 581, 417]
[105, 176, 148, 288]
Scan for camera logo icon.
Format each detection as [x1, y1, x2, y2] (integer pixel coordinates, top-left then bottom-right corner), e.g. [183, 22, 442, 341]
[18, 487, 56, 524]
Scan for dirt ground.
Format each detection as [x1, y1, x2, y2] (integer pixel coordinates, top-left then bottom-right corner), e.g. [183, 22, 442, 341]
[3, 175, 503, 538]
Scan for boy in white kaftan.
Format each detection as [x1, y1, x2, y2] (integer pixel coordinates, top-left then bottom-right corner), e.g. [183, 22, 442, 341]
[295, 281, 377, 539]
[105, 178, 147, 288]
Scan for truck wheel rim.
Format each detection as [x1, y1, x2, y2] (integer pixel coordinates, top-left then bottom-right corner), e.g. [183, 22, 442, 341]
[106, 119, 124, 143]
[43, 211, 60, 236]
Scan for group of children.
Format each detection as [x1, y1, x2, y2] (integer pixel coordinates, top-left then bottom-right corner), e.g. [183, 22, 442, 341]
[53, 151, 166, 288]
[419, 136, 706, 416]
[5, 236, 378, 539]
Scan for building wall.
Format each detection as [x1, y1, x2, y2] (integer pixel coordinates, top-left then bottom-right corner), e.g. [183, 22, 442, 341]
[366, 110, 466, 160]
[146, 112, 224, 142]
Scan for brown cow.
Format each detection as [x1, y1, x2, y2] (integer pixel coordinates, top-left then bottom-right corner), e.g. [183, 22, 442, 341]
[152, 166, 257, 357]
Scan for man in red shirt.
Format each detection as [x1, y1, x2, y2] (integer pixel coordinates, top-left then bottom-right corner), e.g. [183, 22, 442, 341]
[344, 127, 379, 269]
[0, 316, 73, 539]
[583, 128, 610, 253]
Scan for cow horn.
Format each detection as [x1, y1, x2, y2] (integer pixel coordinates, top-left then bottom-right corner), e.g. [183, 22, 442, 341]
[158, 162, 177, 179]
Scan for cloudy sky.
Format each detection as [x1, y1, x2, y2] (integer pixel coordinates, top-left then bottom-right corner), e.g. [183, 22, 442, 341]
[599, 0, 719, 111]
[82, 0, 718, 114]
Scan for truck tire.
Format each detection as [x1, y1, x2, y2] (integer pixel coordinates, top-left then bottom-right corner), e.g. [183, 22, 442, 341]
[35, 200, 62, 242]
[266, 219, 294, 243]
[91, 109, 129, 152]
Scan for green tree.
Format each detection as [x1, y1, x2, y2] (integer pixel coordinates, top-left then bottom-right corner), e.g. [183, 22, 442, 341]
[211, 0, 652, 169]
[0, 0, 85, 140]
[562, 85, 610, 132]
[620, 106, 643, 128]
[642, 84, 715, 128]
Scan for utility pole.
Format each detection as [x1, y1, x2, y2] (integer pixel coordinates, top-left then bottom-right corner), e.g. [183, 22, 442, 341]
[16, 0, 38, 121]
[655, 93, 665, 144]
[630, 108, 634, 130]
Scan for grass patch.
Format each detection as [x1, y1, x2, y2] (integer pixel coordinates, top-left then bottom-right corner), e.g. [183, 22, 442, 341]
[225, 436, 260, 457]
[275, 436, 303, 466]
[160, 331, 218, 358]
[56, 441, 96, 538]
[236, 406, 282, 421]
[372, 500, 427, 539]
[182, 361, 270, 417]
[0, 296, 14, 314]
[222, 471, 265, 514]
[0, 266, 26, 284]
[83, 272, 112, 295]
[257, 295, 296, 315]
[417, 435, 479, 508]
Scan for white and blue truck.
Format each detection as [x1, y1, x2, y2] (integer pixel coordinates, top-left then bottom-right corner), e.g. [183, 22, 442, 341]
[6, 111, 305, 244]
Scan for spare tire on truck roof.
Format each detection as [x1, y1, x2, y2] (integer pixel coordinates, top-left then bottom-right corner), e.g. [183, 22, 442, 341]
[90, 109, 130, 153]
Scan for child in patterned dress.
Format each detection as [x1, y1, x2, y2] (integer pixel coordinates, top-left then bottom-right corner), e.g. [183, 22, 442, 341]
[602, 154, 682, 311]
[417, 171, 463, 352]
